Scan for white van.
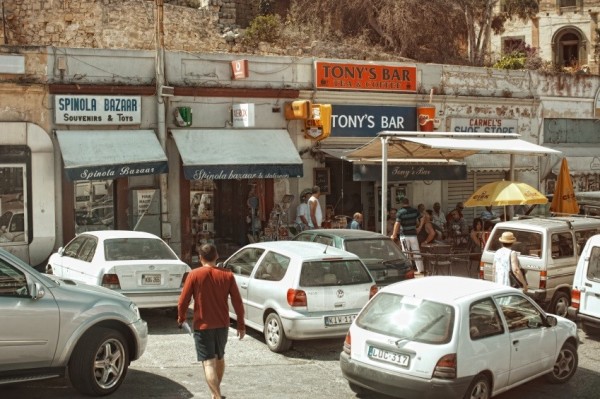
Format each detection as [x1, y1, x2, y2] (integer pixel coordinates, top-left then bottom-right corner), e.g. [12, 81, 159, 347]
[480, 216, 600, 316]
[568, 234, 600, 336]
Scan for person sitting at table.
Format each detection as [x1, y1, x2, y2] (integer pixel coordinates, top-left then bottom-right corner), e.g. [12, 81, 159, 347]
[417, 210, 437, 246]
[480, 206, 500, 222]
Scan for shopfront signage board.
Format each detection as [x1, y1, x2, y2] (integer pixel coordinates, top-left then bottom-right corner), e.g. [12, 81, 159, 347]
[232, 103, 255, 127]
[55, 95, 141, 125]
[331, 104, 416, 137]
[353, 164, 467, 181]
[450, 117, 518, 133]
[315, 61, 417, 93]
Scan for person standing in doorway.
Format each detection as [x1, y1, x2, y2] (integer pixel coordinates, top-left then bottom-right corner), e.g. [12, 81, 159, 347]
[431, 202, 446, 235]
[177, 244, 245, 399]
[308, 185, 323, 229]
[350, 212, 363, 229]
[391, 197, 424, 274]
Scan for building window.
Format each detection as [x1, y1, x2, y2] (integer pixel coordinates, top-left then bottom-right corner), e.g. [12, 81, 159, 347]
[502, 37, 526, 54]
[559, 0, 577, 7]
[544, 119, 600, 144]
[553, 28, 587, 68]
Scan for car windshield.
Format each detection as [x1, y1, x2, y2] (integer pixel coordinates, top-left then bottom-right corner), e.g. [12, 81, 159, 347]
[104, 238, 178, 261]
[356, 292, 454, 344]
[300, 259, 372, 287]
[345, 239, 408, 262]
[487, 228, 543, 257]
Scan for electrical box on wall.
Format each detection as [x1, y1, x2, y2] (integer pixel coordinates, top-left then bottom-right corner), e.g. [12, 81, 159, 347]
[284, 100, 312, 120]
[304, 104, 332, 141]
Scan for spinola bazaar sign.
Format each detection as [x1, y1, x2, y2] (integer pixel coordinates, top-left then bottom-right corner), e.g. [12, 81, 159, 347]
[315, 61, 417, 92]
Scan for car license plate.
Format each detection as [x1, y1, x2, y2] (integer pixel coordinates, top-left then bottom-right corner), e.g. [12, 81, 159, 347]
[368, 346, 410, 367]
[324, 314, 356, 326]
[142, 273, 161, 285]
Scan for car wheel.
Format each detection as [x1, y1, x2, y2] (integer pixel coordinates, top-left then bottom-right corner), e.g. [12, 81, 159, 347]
[549, 291, 570, 317]
[582, 322, 600, 337]
[463, 374, 491, 399]
[546, 342, 578, 384]
[69, 327, 129, 396]
[264, 313, 292, 353]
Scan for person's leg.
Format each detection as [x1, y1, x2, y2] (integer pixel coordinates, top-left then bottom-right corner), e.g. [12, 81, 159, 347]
[216, 358, 225, 385]
[408, 235, 424, 273]
[202, 359, 223, 399]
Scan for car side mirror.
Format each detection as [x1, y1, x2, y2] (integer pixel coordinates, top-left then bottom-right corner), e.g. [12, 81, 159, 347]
[58, 247, 64, 256]
[28, 282, 45, 300]
[546, 315, 558, 327]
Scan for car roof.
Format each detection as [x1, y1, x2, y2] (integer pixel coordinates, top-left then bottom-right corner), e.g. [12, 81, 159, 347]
[297, 229, 389, 240]
[494, 216, 600, 231]
[379, 276, 516, 304]
[78, 230, 162, 240]
[241, 241, 360, 260]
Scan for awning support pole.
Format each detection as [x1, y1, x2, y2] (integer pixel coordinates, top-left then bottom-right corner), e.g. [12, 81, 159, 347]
[381, 137, 389, 235]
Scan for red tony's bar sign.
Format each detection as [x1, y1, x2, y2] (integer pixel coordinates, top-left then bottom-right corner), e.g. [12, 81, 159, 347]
[315, 61, 417, 93]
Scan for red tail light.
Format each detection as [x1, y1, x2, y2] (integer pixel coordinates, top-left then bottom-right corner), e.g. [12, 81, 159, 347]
[479, 262, 484, 279]
[433, 353, 456, 379]
[369, 285, 378, 299]
[539, 270, 547, 289]
[101, 273, 121, 289]
[571, 289, 581, 309]
[343, 332, 351, 355]
[181, 272, 189, 288]
[287, 289, 307, 307]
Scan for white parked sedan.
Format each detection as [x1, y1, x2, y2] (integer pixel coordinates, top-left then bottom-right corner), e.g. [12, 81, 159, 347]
[223, 241, 378, 352]
[340, 276, 578, 399]
[46, 230, 191, 308]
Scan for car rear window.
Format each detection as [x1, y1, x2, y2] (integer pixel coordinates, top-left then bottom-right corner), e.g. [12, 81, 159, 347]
[344, 239, 408, 262]
[487, 228, 543, 257]
[300, 259, 372, 287]
[104, 238, 178, 261]
[356, 292, 454, 344]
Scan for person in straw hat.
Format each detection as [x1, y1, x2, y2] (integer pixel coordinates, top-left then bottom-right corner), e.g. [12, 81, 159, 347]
[492, 231, 528, 290]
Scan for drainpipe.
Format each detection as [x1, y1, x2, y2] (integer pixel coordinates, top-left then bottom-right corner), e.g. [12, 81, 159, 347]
[156, 0, 169, 238]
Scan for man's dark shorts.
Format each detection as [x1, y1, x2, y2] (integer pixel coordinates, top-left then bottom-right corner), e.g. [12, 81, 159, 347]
[193, 327, 229, 361]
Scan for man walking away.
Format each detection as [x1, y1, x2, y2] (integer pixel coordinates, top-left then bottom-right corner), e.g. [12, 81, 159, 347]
[178, 244, 245, 399]
[391, 197, 424, 274]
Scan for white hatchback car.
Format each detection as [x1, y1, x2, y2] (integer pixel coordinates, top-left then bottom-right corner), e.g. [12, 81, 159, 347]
[340, 276, 578, 399]
[223, 241, 378, 352]
[46, 230, 191, 308]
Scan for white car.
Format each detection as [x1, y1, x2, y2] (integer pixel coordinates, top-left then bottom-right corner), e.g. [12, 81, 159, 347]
[568, 233, 600, 336]
[340, 276, 578, 399]
[223, 241, 378, 352]
[46, 230, 191, 309]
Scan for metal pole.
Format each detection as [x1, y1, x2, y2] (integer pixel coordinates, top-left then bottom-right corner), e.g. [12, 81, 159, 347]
[381, 137, 389, 235]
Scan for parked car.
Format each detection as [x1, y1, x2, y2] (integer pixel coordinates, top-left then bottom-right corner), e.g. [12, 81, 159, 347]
[46, 230, 191, 309]
[340, 276, 578, 399]
[0, 210, 25, 243]
[223, 241, 378, 352]
[293, 229, 414, 286]
[480, 216, 600, 316]
[568, 233, 600, 336]
[0, 248, 148, 396]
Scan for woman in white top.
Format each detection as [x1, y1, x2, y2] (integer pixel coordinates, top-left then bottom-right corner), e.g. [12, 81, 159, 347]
[492, 231, 528, 289]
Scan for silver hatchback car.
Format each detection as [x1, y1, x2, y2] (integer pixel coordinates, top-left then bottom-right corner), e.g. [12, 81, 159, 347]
[224, 241, 378, 352]
[0, 248, 148, 396]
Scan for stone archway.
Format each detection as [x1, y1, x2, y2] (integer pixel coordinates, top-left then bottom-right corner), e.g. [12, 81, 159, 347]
[552, 26, 588, 68]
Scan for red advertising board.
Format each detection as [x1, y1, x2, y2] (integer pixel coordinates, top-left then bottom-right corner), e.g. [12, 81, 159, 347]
[315, 61, 417, 92]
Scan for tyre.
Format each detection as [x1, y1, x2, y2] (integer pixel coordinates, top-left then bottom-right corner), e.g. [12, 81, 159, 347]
[463, 374, 491, 399]
[582, 321, 600, 337]
[545, 342, 578, 384]
[264, 313, 292, 352]
[69, 327, 129, 396]
[548, 291, 570, 317]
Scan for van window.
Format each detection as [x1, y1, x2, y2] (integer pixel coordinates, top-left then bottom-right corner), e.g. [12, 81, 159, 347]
[487, 228, 542, 257]
[587, 246, 600, 282]
[551, 232, 574, 259]
[576, 230, 599, 256]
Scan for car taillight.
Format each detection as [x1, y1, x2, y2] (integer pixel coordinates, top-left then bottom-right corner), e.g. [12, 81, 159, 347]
[101, 274, 121, 289]
[343, 332, 351, 355]
[433, 354, 456, 379]
[369, 285, 378, 299]
[479, 262, 484, 279]
[181, 272, 189, 288]
[287, 289, 307, 307]
[539, 270, 547, 289]
[405, 269, 415, 280]
[571, 289, 581, 309]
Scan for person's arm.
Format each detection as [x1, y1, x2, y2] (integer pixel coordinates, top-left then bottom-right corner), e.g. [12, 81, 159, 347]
[229, 276, 246, 339]
[177, 274, 194, 325]
[511, 251, 528, 289]
[390, 221, 400, 239]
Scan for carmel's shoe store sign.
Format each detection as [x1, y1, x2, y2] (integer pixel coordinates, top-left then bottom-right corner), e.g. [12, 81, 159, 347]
[55, 95, 142, 125]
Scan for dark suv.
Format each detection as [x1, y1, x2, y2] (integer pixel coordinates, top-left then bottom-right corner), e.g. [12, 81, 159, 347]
[293, 229, 414, 286]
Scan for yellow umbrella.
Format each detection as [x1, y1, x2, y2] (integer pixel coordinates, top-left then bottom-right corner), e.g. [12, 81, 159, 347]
[550, 158, 579, 215]
[464, 180, 548, 207]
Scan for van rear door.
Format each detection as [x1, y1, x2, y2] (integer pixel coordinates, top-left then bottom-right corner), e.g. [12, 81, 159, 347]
[579, 245, 600, 320]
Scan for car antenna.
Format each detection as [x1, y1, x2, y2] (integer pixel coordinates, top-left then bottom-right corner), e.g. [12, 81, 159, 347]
[323, 244, 329, 253]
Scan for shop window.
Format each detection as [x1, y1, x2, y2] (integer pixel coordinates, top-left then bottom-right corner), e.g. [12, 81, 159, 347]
[0, 165, 27, 244]
[190, 180, 216, 265]
[74, 180, 114, 235]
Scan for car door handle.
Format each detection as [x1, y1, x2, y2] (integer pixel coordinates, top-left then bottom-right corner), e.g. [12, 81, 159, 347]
[512, 340, 519, 345]
[240, 283, 248, 289]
